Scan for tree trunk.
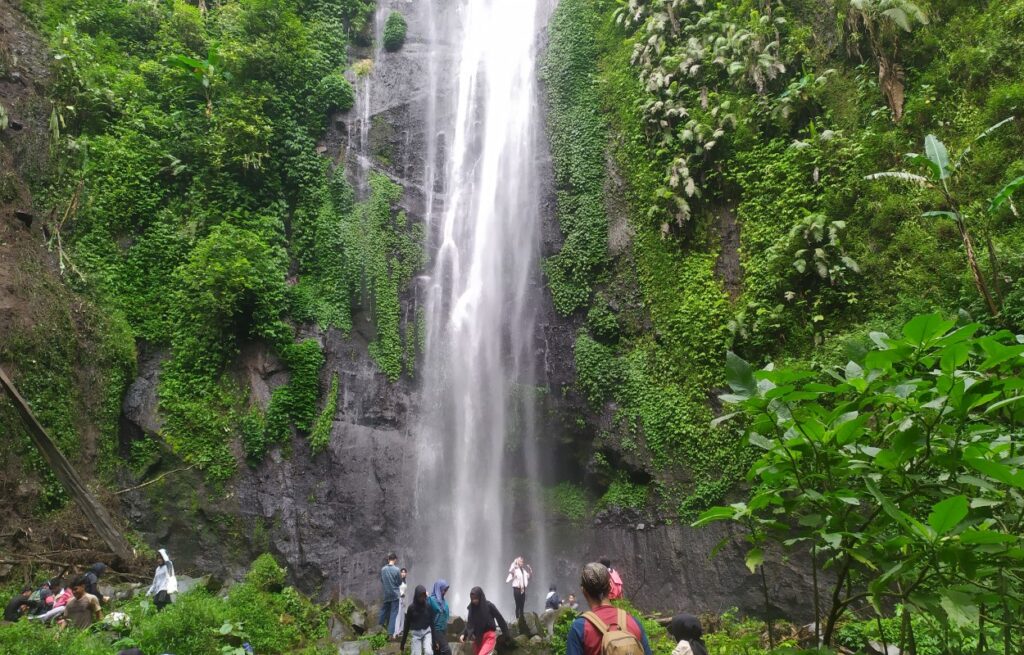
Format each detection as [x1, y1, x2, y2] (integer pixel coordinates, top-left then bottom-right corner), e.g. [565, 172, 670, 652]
[958, 219, 999, 316]
[0, 366, 134, 563]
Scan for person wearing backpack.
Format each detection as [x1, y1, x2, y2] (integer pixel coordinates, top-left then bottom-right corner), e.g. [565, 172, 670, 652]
[565, 562, 652, 655]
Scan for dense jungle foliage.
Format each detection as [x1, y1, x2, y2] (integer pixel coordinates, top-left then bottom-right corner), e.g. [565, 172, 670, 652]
[542, 0, 1024, 522]
[3, 0, 421, 488]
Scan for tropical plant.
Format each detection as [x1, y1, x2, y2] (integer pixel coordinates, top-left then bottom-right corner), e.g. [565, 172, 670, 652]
[699, 313, 1024, 652]
[166, 47, 229, 116]
[867, 121, 1017, 317]
[847, 0, 928, 121]
[613, 0, 785, 228]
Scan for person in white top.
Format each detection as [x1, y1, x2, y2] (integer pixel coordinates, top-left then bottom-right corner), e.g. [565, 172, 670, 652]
[146, 548, 178, 611]
[505, 556, 532, 619]
[393, 567, 409, 637]
[667, 614, 708, 655]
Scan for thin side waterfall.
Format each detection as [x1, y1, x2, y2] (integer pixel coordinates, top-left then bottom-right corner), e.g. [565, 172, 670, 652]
[414, 0, 552, 613]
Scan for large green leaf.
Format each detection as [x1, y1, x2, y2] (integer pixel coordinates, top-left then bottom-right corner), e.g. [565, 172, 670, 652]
[745, 547, 764, 574]
[940, 590, 979, 629]
[725, 351, 757, 399]
[989, 175, 1024, 212]
[901, 312, 954, 347]
[924, 135, 950, 180]
[928, 495, 968, 535]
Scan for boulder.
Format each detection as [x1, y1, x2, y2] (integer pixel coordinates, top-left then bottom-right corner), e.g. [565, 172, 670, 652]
[866, 642, 901, 655]
[522, 612, 543, 637]
[351, 609, 367, 634]
[329, 614, 354, 643]
[529, 636, 543, 645]
[338, 641, 373, 655]
[447, 615, 466, 639]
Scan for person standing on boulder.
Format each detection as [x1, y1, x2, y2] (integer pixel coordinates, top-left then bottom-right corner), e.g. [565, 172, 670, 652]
[599, 557, 623, 600]
[565, 562, 651, 655]
[394, 567, 409, 637]
[379, 553, 402, 636]
[461, 587, 509, 655]
[146, 548, 178, 611]
[428, 580, 451, 655]
[400, 585, 435, 655]
[505, 556, 532, 619]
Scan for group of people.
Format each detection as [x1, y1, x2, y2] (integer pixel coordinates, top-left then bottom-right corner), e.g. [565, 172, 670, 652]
[379, 554, 708, 655]
[2, 549, 178, 631]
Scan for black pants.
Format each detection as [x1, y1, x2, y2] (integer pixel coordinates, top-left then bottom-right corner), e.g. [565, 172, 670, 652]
[513, 587, 526, 619]
[433, 630, 451, 655]
[154, 590, 172, 611]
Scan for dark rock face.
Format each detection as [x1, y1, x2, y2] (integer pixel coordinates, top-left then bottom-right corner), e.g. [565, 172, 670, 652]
[118, 0, 817, 622]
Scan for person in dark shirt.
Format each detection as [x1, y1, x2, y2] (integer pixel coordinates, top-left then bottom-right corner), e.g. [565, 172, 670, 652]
[4, 586, 35, 622]
[400, 585, 435, 655]
[460, 587, 509, 655]
[379, 553, 402, 635]
[545, 584, 561, 610]
[83, 562, 108, 606]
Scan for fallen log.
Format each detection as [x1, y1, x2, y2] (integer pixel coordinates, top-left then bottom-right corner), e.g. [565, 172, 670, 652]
[0, 366, 135, 563]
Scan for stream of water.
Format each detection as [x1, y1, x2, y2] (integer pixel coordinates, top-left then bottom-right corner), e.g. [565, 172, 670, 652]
[413, 0, 552, 613]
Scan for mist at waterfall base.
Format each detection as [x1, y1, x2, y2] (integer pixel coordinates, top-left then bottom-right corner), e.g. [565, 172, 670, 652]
[408, 0, 556, 615]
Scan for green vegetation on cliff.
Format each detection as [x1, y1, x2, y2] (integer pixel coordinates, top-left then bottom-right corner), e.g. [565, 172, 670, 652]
[544, 0, 1024, 519]
[12, 0, 419, 485]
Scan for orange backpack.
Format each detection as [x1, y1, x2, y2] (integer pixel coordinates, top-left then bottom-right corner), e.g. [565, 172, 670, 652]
[582, 609, 645, 655]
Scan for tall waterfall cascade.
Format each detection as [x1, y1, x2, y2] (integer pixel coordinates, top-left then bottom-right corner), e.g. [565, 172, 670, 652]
[411, 0, 553, 612]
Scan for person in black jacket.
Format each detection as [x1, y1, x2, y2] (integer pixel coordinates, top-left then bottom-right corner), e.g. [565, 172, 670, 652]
[400, 585, 435, 655]
[3, 586, 36, 622]
[83, 563, 108, 606]
[460, 587, 509, 655]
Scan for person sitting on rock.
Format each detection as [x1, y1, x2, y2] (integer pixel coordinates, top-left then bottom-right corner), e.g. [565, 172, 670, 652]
[31, 579, 73, 623]
[566, 593, 580, 612]
[400, 585, 435, 655]
[146, 548, 178, 611]
[428, 580, 451, 655]
[460, 587, 509, 655]
[63, 575, 103, 629]
[565, 563, 651, 655]
[598, 558, 623, 600]
[667, 614, 708, 655]
[3, 586, 36, 622]
[28, 579, 55, 615]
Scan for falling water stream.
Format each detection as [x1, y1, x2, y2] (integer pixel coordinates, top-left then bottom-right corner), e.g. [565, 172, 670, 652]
[413, 0, 552, 613]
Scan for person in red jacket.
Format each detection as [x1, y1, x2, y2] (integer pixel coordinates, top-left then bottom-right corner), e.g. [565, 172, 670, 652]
[599, 557, 623, 600]
[565, 563, 651, 655]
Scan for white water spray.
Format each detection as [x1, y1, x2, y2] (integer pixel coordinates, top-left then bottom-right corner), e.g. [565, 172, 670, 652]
[415, 0, 552, 614]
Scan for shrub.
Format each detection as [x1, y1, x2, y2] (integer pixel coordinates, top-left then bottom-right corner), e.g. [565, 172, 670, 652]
[133, 589, 231, 655]
[315, 70, 355, 114]
[246, 553, 287, 591]
[382, 11, 407, 52]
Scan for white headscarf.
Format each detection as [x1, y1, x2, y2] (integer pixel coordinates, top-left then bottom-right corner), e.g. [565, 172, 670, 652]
[158, 548, 178, 594]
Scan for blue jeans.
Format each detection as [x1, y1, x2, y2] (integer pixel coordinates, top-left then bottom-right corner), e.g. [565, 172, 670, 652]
[379, 598, 399, 634]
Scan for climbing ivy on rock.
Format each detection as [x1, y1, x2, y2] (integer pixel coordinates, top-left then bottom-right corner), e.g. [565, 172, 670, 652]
[25, 0, 375, 483]
[542, 0, 609, 316]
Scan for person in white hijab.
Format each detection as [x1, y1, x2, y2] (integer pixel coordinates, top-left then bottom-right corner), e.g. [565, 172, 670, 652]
[146, 548, 178, 611]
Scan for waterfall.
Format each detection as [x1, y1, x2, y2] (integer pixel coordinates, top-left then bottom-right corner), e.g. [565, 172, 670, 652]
[414, 0, 552, 614]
